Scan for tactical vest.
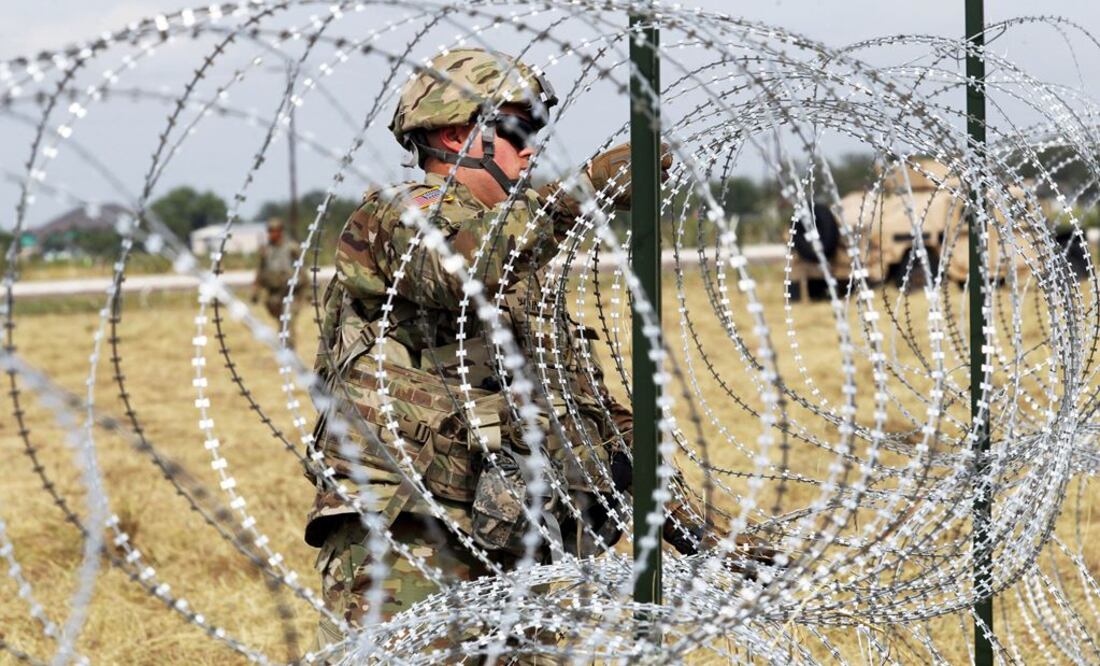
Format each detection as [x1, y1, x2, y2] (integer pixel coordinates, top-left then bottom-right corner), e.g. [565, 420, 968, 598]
[258, 241, 298, 292]
[310, 283, 622, 558]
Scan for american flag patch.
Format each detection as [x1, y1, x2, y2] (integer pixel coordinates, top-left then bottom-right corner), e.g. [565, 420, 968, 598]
[409, 188, 445, 208]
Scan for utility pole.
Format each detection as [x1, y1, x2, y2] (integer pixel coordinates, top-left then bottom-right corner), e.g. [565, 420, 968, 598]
[287, 64, 300, 233]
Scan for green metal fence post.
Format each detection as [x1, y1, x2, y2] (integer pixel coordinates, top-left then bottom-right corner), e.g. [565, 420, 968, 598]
[629, 10, 662, 633]
[966, 0, 994, 663]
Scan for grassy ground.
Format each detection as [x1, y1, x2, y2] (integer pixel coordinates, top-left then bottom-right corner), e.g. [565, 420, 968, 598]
[1, 289, 322, 663]
[9, 253, 269, 282]
[0, 267, 1097, 663]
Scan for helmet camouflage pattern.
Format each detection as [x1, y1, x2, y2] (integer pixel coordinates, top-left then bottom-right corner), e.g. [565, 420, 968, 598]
[389, 48, 558, 148]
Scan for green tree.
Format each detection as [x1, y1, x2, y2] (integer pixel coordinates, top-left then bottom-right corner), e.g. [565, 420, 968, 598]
[255, 189, 360, 242]
[0, 229, 12, 271]
[149, 186, 228, 240]
[825, 153, 876, 196]
[1011, 146, 1100, 204]
[71, 228, 124, 257]
[40, 230, 75, 254]
[711, 176, 762, 216]
[39, 228, 123, 258]
[658, 177, 778, 247]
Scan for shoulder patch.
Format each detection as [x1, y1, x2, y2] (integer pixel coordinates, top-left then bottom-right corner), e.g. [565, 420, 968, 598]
[407, 187, 452, 209]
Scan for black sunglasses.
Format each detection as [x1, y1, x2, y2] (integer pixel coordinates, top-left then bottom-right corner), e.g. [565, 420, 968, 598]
[489, 114, 542, 151]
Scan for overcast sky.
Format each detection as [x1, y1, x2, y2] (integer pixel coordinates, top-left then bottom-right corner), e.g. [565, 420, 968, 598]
[5, 0, 1099, 59]
[3, 1, 1100, 227]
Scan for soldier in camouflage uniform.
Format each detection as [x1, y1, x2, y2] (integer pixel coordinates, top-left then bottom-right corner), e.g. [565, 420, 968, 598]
[306, 48, 772, 661]
[252, 217, 303, 349]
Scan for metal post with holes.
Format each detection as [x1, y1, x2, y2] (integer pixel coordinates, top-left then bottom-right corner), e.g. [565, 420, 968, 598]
[965, 0, 994, 663]
[629, 10, 662, 637]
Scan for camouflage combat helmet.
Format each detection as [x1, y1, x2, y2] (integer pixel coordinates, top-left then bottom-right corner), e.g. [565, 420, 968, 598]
[389, 48, 558, 194]
[266, 217, 285, 231]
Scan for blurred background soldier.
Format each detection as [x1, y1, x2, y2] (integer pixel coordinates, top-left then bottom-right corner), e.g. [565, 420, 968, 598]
[252, 217, 302, 349]
[305, 48, 773, 660]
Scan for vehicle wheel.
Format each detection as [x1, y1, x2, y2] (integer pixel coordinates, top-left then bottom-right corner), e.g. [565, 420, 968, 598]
[788, 279, 804, 301]
[892, 247, 941, 290]
[1055, 229, 1091, 279]
[792, 203, 840, 263]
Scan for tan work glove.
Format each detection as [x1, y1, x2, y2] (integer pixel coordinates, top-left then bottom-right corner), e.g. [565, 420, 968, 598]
[587, 141, 673, 210]
[665, 495, 782, 579]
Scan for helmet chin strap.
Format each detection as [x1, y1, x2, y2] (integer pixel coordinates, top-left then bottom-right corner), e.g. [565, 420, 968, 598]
[413, 124, 524, 196]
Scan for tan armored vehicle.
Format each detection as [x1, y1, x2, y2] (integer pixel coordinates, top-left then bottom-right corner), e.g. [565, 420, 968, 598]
[788, 158, 1088, 299]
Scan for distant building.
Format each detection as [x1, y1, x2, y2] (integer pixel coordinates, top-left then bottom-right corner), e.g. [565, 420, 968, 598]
[190, 222, 266, 256]
[18, 204, 271, 260]
[28, 203, 131, 257]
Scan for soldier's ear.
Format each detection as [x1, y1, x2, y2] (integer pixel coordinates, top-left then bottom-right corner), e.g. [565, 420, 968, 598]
[437, 125, 473, 153]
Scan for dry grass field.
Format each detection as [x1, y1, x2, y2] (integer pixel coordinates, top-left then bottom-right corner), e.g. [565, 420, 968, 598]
[1, 267, 1098, 663]
[1, 289, 321, 664]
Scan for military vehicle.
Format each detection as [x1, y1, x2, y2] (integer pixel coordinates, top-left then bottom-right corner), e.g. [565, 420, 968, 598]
[788, 158, 1090, 300]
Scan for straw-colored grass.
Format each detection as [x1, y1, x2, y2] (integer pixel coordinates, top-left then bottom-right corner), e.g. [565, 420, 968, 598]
[1, 267, 1097, 663]
[1, 291, 320, 664]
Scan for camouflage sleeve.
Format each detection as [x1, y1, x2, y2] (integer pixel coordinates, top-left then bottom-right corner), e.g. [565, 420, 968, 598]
[336, 186, 570, 310]
[536, 174, 593, 221]
[605, 394, 634, 448]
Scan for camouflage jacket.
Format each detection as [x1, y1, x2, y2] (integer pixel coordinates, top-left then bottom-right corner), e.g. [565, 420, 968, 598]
[255, 238, 301, 294]
[305, 173, 634, 552]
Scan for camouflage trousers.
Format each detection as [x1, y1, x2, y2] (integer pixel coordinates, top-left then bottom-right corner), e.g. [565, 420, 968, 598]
[263, 290, 302, 349]
[314, 513, 563, 664]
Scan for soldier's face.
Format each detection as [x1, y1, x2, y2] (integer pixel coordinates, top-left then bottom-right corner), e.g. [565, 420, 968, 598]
[478, 106, 535, 177]
[268, 228, 283, 244]
[432, 105, 535, 205]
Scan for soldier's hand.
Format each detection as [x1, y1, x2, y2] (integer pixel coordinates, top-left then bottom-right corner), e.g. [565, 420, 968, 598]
[666, 494, 785, 580]
[587, 141, 673, 209]
[703, 531, 784, 580]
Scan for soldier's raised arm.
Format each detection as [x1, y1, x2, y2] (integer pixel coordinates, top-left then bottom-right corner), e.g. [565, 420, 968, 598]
[335, 136, 668, 311]
[538, 140, 673, 216]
